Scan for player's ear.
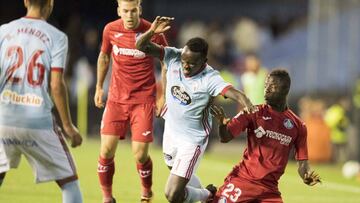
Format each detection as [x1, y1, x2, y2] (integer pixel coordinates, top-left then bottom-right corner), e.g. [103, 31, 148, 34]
[24, 0, 29, 8]
[139, 5, 142, 16]
[117, 6, 121, 17]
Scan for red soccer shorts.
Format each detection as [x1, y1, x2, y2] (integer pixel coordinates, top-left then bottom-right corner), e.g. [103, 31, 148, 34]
[100, 101, 154, 142]
[213, 175, 283, 203]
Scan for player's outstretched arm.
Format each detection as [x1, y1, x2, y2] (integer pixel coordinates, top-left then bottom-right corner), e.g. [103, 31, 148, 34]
[51, 71, 83, 148]
[223, 87, 256, 113]
[94, 51, 110, 108]
[297, 160, 321, 186]
[210, 104, 233, 143]
[136, 16, 174, 58]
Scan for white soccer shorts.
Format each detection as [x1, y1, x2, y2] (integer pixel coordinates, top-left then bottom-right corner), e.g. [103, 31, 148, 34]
[162, 128, 208, 179]
[0, 126, 77, 183]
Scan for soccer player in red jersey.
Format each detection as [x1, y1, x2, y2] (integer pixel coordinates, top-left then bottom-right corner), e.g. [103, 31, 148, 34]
[210, 69, 321, 203]
[94, 0, 168, 203]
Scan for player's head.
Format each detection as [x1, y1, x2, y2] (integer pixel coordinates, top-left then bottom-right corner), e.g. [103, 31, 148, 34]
[181, 37, 208, 77]
[117, 0, 142, 30]
[264, 68, 291, 106]
[24, 0, 54, 19]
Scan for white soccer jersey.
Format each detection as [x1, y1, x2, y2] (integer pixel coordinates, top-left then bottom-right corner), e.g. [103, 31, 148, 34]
[162, 47, 231, 144]
[0, 17, 68, 129]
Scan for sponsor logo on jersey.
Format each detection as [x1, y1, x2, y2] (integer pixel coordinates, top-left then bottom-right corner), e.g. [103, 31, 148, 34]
[2, 138, 38, 147]
[114, 32, 123, 38]
[164, 153, 173, 161]
[283, 118, 294, 129]
[262, 116, 272, 120]
[138, 169, 151, 178]
[112, 45, 146, 58]
[171, 85, 191, 105]
[254, 126, 292, 145]
[0, 90, 43, 107]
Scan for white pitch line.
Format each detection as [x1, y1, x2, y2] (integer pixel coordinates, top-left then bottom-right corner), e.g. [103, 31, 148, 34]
[285, 175, 360, 194]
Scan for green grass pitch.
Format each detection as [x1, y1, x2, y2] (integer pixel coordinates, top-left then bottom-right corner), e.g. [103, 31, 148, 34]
[0, 139, 359, 202]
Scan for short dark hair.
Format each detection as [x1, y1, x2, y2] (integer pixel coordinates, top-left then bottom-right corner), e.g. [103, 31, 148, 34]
[185, 37, 208, 58]
[269, 68, 291, 95]
[28, 0, 50, 7]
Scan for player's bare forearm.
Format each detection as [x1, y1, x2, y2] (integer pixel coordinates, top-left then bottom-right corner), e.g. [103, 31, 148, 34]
[50, 72, 73, 128]
[297, 160, 321, 186]
[211, 104, 233, 143]
[96, 52, 110, 89]
[51, 71, 83, 147]
[135, 30, 162, 58]
[297, 160, 310, 179]
[224, 87, 255, 112]
[218, 123, 233, 143]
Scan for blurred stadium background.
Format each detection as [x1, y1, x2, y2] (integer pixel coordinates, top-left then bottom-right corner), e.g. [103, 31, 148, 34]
[1, 0, 360, 202]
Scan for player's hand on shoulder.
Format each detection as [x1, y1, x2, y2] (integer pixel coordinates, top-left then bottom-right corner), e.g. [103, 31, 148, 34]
[63, 124, 83, 148]
[303, 171, 321, 186]
[151, 16, 174, 34]
[94, 86, 105, 108]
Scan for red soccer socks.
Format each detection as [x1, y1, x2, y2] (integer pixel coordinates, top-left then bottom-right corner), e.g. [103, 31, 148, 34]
[136, 157, 153, 197]
[98, 156, 115, 203]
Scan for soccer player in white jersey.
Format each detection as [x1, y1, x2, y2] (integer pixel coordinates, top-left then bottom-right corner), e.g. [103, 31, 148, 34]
[136, 17, 254, 203]
[0, 0, 83, 202]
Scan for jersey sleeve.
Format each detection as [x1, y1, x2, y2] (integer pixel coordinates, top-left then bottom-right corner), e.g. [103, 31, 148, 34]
[207, 71, 232, 97]
[100, 24, 112, 54]
[163, 47, 181, 70]
[227, 111, 252, 137]
[50, 34, 68, 72]
[294, 122, 308, 160]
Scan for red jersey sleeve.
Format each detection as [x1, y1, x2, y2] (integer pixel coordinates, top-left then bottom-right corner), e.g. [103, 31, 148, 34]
[295, 122, 308, 160]
[100, 24, 112, 54]
[227, 111, 252, 137]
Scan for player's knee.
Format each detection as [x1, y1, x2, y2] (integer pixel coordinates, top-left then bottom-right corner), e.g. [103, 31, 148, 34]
[134, 151, 149, 163]
[100, 146, 116, 158]
[165, 187, 184, 203]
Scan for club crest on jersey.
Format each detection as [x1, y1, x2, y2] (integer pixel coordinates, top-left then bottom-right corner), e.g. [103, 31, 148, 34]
[283, 119, 294, 129]
[254, 126, 266, 138]
[135, 32, 142, 41]
[191, 81, 200, 91]
[171, 85, 191, 105]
